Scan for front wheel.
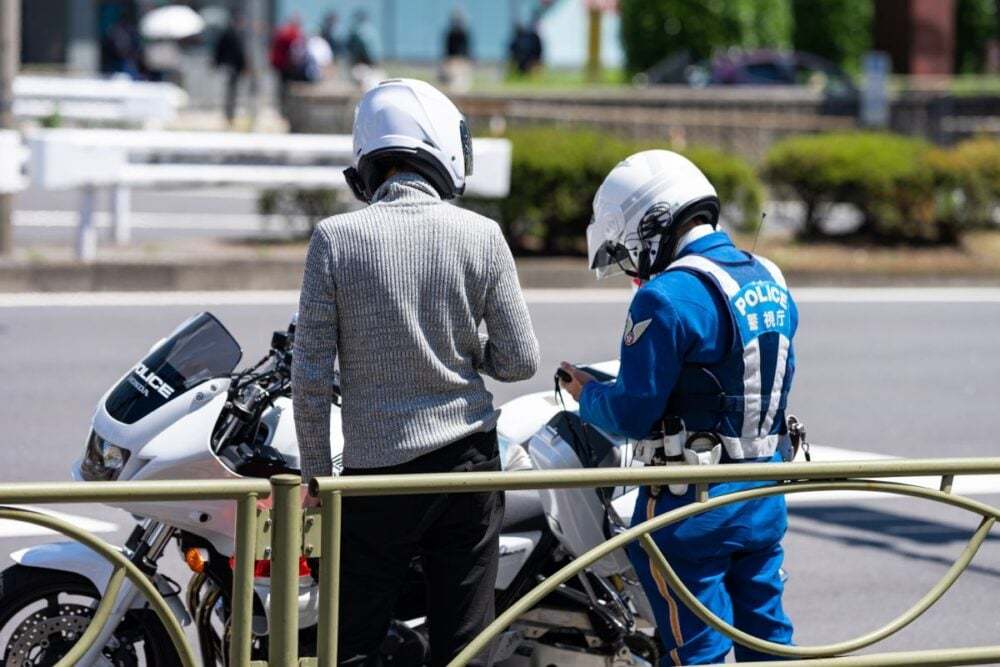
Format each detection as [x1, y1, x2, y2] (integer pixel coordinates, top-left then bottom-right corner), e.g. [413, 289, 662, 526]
[0, 565, 181, 666]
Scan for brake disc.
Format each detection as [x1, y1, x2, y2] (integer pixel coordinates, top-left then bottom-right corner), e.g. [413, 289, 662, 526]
[5, 603, 93, 667]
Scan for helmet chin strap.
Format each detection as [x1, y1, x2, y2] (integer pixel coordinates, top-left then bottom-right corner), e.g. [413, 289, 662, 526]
[343, 166, 371, 203]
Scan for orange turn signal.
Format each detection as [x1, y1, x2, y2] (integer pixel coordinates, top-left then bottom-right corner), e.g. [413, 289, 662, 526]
[185, 548, 208, 574]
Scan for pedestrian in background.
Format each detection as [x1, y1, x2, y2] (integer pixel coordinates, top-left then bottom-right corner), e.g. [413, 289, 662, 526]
[269, 13, 304, 111]
[346, 9, 378, 68]
[441, 8, 473, 92]
[213, 13, 247, 126]
[345, 9, 384, 88]
[293, 79, 539, 665]
[320, 11, 341, 62]
[508, 17, 543, 76]
[303, 33, 334, 83]
[525, 17, 544, 72]
[100, 13, 144, 79]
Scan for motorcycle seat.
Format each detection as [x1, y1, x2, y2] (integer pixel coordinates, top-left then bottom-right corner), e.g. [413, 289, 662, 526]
[503, 489, 548, 533]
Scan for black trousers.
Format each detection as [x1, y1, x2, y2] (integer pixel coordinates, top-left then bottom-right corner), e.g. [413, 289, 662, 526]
[337, 430, 504, 666]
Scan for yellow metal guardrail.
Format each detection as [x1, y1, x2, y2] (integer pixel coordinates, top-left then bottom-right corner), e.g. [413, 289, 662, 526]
[2, 458, 1000, 666]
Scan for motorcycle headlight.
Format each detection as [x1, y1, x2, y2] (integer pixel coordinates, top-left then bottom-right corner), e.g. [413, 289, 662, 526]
[80, 431, 130, 481]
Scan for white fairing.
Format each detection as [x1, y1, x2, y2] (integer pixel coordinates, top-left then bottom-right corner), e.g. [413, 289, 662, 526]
[78, 377, 344, 555]
[527, 424, 633, 577]
[74, 372, 344, 631]
[11, 543, 192, 627]
[497, 361, 639, 579]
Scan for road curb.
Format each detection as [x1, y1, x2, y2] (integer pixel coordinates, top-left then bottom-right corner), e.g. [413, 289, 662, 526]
[2, 257, 1000, 292]
[0, 259, 310, 293]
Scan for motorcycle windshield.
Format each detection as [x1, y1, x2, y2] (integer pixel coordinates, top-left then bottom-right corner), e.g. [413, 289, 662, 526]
[105, 312, 243, 424]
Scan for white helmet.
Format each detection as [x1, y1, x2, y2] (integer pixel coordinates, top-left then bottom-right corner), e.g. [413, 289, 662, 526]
[344, 78, 473, 202]
[588, 150, 720, 280]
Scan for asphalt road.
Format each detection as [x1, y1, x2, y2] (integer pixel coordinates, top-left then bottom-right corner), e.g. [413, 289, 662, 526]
[1, 292, 999, 659]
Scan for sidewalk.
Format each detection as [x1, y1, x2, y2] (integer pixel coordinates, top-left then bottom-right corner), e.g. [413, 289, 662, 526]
[4, 234, 1000, 292]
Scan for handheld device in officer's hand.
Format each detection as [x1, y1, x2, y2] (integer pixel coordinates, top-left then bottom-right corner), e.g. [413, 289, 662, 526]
[554, 366, 579, 412]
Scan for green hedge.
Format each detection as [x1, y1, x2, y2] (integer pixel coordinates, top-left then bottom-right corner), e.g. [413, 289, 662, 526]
[763, 132, 1000, 244]
[927, 137, 1000, 233]
[258, 129, 996, 251]
[491, 127, 763, 254]
[495, 128, 626, 254]
[681, 146, 764, 234]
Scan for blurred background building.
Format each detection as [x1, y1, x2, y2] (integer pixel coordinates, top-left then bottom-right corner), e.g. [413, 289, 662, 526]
[18, 1, 624, 76]
[4, 0, 999, 262]
[17, 0, 1000, 91]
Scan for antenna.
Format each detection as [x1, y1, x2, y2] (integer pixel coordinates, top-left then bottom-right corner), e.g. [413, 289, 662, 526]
[751, 210, 767, 254]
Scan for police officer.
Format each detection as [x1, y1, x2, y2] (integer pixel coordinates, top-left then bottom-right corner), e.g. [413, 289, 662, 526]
[293, 79, 539, 665]
[559, 150, 797, 664]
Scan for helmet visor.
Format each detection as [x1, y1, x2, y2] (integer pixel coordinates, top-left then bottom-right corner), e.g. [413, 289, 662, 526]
[587, 219, 636, 279]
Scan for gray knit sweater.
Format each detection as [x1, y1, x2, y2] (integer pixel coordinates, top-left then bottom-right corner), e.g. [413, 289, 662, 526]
[292, 172, 540, 479]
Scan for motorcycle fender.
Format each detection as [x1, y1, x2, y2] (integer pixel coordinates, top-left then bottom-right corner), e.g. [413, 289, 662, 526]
[12, 541, 118, 593]
[11, 542, 193, 626]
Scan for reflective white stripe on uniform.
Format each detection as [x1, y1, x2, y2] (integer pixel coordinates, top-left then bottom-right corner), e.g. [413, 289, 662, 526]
[667, 255, 740, 296]
[667, 254, 781, 460]
[761, 335, 791, 436]
[755, 253, 791, 441]
[754, 254, 787, 289]
[741, 337, 762, 439]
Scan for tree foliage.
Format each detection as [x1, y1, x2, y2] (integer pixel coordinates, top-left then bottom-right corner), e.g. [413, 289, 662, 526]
[620, 0, 793, 74]
[791, 0, 873, 72]
[955, 0, 999, 73]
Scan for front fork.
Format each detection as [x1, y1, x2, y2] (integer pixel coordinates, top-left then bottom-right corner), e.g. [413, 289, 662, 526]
[79, 520, 176, 665]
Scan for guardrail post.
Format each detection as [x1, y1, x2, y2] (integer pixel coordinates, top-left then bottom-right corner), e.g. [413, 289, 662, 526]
[269, 474, 302, 667]
[230, 492, 259, 667]
[316, 490, 342, 667]
[76, 185, 97, 262]
[940, 475, 954, 494]
[110, 183, 131, 245]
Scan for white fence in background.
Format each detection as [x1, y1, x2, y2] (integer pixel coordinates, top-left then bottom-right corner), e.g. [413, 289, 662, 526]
[26, 129, 512, 261]
[14, 76, 187, 128]
[0, 131, 28, 194]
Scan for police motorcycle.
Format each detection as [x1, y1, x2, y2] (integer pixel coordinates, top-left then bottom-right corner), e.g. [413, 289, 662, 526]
[0, 312, 665, 666]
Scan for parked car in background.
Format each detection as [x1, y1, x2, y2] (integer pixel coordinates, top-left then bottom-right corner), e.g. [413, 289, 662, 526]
[642, 49, 857, 99]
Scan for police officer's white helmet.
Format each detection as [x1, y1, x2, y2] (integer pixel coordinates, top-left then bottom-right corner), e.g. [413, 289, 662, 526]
[344, 78, 473, 202]
[588, 150, 720, 280]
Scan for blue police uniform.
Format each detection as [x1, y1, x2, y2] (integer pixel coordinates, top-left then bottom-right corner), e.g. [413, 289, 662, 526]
[579, 230, 797, 665]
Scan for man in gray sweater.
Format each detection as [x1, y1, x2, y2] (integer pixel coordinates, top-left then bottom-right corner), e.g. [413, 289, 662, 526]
[292, 79, 539, 665]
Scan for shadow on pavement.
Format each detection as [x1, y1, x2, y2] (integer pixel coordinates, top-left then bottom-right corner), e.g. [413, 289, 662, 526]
[788, 503, 1000, 578]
